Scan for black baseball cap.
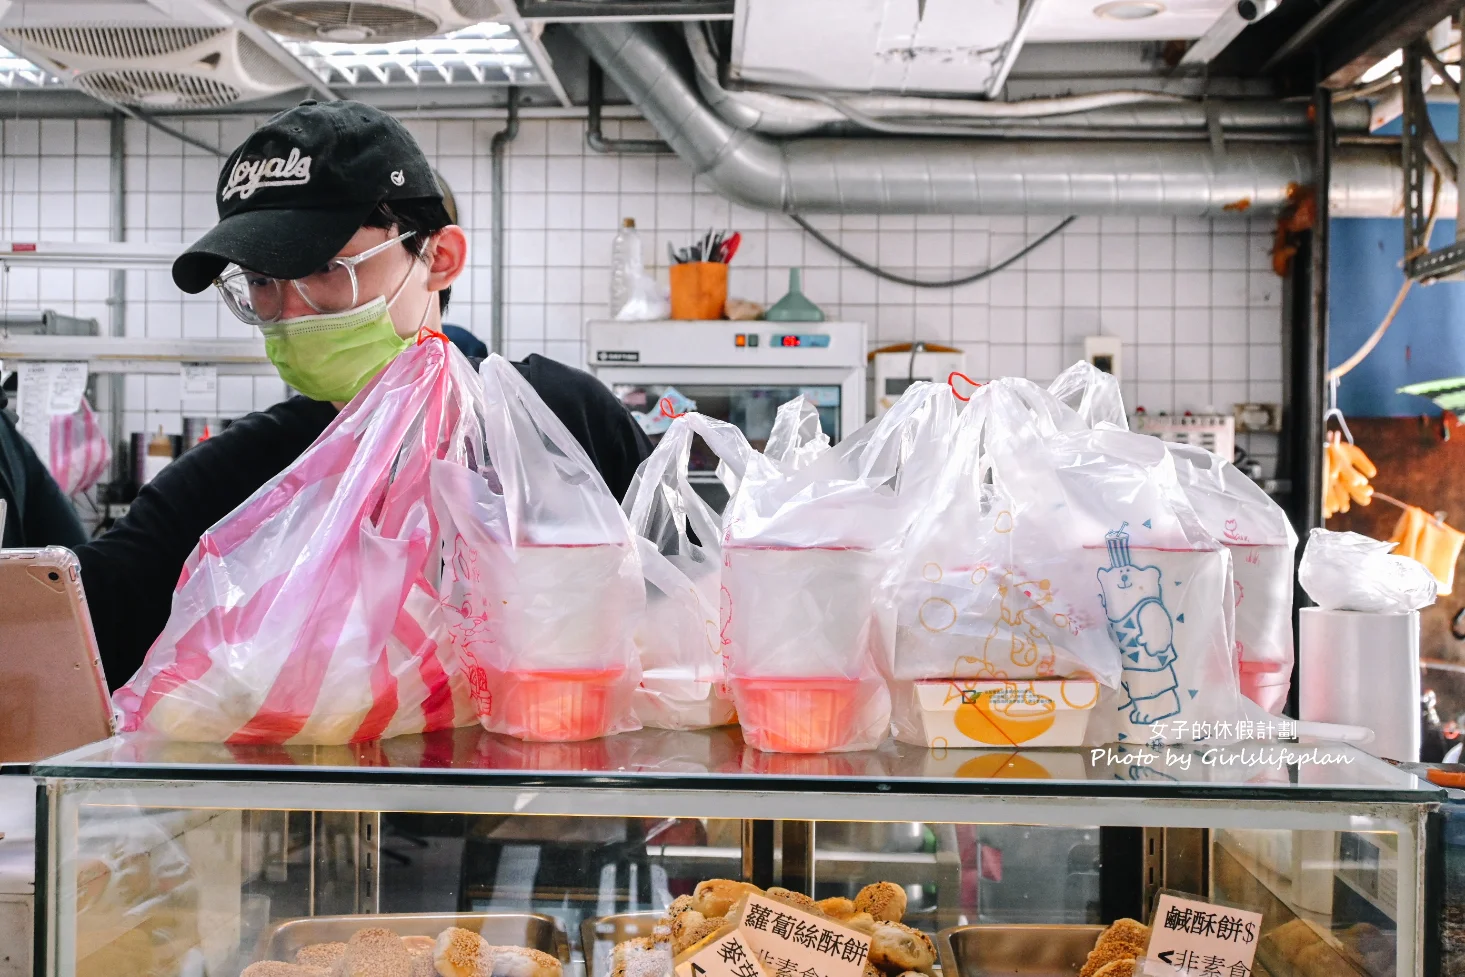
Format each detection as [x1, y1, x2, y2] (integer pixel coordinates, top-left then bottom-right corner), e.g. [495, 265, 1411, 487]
[172, 99, 450, 293]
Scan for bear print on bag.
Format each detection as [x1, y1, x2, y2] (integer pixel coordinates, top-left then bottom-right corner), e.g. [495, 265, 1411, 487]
[1097, 524, 1181, 725]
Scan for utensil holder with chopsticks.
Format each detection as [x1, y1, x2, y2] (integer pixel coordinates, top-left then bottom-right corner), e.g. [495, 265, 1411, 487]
[669, 261, 728, 320]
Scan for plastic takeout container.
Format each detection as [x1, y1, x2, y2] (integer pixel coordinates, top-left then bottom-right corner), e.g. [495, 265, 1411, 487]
[731, 675, 864, 753]
[490, 666, 627, 742]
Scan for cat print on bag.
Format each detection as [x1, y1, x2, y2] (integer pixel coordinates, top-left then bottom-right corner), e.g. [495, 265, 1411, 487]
[1096, 524, 1181, 725]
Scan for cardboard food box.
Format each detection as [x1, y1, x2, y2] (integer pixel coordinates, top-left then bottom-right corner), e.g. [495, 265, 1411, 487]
[913, 678, 1099, 748]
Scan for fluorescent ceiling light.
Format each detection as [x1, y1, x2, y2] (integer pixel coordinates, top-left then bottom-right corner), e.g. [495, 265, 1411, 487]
[1360, 48, 1403, 83]
[277, 22, 539, 86]
[0, 44, 59, 89]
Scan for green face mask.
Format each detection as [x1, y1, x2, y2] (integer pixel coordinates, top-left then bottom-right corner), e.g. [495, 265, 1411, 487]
[260, 296, 411, 403]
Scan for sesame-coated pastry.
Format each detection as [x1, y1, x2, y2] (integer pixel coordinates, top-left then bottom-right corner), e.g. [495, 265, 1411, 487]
[854, 883, 907, 924]
[765, 888, 824, 916]
[434, 928, 492, 977]
[294, 944, 346, 969]
[691, 880, 759, 919]
[817, 898, 857, 921]
[339, 929, 411, 977]
[867, 922, 934, 975]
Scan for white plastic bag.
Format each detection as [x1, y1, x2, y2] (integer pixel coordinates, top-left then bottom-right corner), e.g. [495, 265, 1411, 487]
[1167, 443, 1298, 714]
[622, 411, 754, 729]
[906, 373, 1247, 746]
[1047, 360, 1128, 431]
[721, 382, 957, 752]
[430, 354, 645, 742]
[883, 377, 1128, 743]
[1299, 528, 1438, 612]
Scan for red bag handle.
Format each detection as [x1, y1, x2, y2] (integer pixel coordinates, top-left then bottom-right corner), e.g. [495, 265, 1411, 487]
[660, 396, 687, 419]
[948, 371, 982, 402]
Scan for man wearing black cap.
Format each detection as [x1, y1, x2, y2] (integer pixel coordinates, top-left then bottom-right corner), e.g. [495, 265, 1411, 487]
[76, 100, 652, 688]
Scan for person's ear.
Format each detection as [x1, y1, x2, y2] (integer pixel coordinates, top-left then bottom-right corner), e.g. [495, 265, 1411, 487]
[425, 224, 468, 294]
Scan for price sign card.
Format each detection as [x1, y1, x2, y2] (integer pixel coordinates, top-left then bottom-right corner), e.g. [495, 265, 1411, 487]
[675, 929, 767, 977]
[1142, 893, 1262, 977]
[737, 894, 872, 977]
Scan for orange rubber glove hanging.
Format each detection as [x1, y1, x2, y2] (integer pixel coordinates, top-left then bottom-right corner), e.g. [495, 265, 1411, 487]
[1324, 430, 1376, 518]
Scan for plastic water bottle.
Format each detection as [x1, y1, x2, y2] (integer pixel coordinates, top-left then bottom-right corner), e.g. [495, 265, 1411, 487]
[610, 217, 642, 317]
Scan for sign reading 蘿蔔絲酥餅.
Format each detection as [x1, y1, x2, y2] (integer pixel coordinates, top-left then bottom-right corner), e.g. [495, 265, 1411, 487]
[735, 894, 872, 977]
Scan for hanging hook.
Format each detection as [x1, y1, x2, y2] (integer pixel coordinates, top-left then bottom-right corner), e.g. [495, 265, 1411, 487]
[1324, 408, 1354, 445]
[1324, 375, 1353, 443]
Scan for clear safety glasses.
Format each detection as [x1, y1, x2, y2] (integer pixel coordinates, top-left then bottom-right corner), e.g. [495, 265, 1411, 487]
[213, 231, 417, 326]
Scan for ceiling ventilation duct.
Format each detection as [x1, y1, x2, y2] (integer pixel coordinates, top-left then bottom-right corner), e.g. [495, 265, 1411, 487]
[0, 3, 302, 108]
[244, 0, 500, 43]
[572, 22, 1426, 219]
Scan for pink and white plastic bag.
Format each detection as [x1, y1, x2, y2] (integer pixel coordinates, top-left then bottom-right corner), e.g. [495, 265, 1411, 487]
[722, 385, 957, 752]
[430, 354, 644, 742]
[622, 411, 754, 729]
[49, 399, 111, 496]
[114, 339, 483, 744]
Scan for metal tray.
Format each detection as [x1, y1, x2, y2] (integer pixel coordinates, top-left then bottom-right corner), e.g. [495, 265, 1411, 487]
[257, 912, 569, 965]
[581, 912, 665, 977]
[938, 924, 1106, 977]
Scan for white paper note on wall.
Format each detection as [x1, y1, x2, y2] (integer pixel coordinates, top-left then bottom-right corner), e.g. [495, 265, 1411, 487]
[15, 361, 89, 463]
[181, 364, 218, 415]
[47, 362, 88, 415]
[16, 364, 53, 457]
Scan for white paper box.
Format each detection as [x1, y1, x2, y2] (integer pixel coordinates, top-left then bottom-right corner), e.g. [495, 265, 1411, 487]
[912, 678, 1099, 748]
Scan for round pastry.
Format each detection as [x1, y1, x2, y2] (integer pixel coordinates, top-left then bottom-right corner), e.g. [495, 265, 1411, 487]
[408, 951, 436, 977]
[1267, 919, 1317, 962]
[854, 883, 907, 924]
[672, 914, 722, 955]
[1095, 919, 1149, 951]
[1078, 946, 1139, 977]
[845, 913, 877, 936]
[868, 922, 935, 975]
[435, 928, 493, 977]
[242, 964, 330, 977]
[766, 888, 823, 916]
[482, 945, 562, 977]
[295, 943, 347, 969]
[672, 911, 710, 944]
[817, 898, 857, 921]
[692, 879, 758, 919]
[1293, 942, 1345, 977]
[665, 894, 696, 922]
[1093, 962, 1136, 977]
[611, 937, 673, 977]
[340, 928, 412, 977]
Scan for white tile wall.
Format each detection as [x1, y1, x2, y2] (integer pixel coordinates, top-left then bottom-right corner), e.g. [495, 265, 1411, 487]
[0, 115, 1284, 471]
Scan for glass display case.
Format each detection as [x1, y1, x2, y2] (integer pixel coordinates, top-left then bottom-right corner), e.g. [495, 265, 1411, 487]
[17, 728, 1444, 977]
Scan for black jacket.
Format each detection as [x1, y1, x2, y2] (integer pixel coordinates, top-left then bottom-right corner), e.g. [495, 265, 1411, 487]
[74, 353, 652, 690]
